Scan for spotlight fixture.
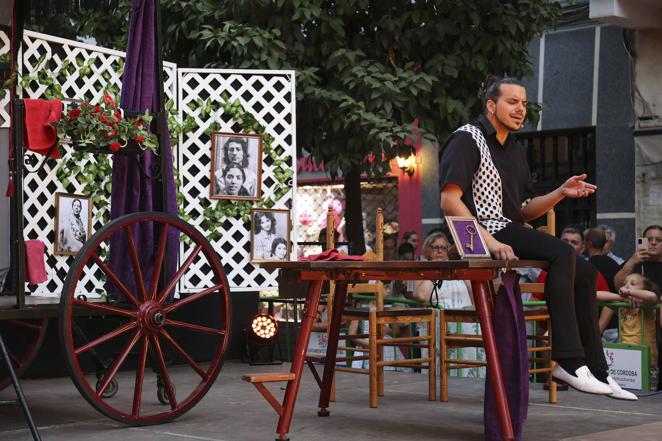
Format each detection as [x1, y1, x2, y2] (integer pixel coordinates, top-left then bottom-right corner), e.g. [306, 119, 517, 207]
[250, 313, 278, 342]
[244, 313, 282, 365]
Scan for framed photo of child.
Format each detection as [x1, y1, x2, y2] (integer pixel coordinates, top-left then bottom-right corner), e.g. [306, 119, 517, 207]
[250, 208, 291, 262]
[445, 216, 491, 259]
[54, 193, 92, 256]
[210, 132, 262, 201]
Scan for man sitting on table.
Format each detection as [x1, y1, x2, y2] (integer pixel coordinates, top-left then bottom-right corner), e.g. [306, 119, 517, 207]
[438, 76, 632, 400]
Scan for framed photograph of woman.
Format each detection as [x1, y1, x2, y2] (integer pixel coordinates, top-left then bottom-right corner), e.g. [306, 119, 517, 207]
[250, 208, 291, 262]
[210, 132, 262, 201]
[54, 193, 92, 256]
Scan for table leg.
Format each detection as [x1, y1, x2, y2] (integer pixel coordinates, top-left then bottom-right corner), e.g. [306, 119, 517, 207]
[318, 281, 347, 416]
[471, 280, 514, 441]
[276, 280, 323, 441]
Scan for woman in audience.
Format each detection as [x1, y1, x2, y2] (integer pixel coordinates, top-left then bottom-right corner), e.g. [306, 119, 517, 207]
[412, 232, 483, 377]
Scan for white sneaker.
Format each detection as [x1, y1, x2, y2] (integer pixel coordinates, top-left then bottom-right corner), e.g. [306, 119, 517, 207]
[606, 376, 638, 401]
[552, 365, 612, 395]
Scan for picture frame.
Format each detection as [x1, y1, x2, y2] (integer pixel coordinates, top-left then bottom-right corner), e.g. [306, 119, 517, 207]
[250, 208, 291, 262]
[54, 192, 92, 256]
[444, 216, 491, 259]
[210, 132, 262, 201]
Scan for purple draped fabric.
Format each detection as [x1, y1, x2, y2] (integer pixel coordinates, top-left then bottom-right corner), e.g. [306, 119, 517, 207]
[484, 271, 529, 441]
[107, 0, 178, 300]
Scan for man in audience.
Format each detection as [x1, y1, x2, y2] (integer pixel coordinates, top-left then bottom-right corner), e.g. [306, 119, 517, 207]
[560, 226, 587, 260]
[585, 228, 620, 293]
[584, 227, 621, 341]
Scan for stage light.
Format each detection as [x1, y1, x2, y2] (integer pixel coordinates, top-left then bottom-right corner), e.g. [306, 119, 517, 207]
[250, 313, 278, 342]
[244, 313, 282, 365]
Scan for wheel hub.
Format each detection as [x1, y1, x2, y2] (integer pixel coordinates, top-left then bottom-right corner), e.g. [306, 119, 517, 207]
[139, 301, 166, 334]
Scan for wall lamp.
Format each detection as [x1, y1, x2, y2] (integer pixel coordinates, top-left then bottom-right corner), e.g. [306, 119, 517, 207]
[396, 145, 416, 177]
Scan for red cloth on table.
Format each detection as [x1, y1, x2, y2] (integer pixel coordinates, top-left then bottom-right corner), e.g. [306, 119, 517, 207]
[23, 99, 62, 159]
[25, 240, 48, 284]
[533, 269, 609, 300]
[298, 248, 365, 261]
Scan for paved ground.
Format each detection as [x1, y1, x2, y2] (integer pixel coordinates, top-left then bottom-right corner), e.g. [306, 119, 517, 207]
[1, 361, 661, 441]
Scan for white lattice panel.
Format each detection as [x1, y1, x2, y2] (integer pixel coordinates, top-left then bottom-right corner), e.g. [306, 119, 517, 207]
[0, 30, 10, 128]
[12, 31, 177, 297]
[178, 69, 297, 292]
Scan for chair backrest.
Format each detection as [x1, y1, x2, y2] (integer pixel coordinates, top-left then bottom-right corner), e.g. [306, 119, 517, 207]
[346, 208, 385, 309]
[536, 209, 556, 237]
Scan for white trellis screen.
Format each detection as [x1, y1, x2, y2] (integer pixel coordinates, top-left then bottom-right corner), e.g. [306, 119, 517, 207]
[177, 69, 297, 292]
[1, 32, 297, 296]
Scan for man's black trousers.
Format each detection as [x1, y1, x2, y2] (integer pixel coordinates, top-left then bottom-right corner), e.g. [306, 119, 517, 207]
[494, 222, 608, 377]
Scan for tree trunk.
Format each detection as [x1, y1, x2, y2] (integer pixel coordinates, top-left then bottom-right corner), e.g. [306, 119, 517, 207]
[343, 166, 366, 255]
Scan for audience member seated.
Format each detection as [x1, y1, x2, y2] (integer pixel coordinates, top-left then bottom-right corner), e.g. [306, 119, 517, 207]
[390, 243, 415, 298]
[412, 232, 483, 378]
[383, 233, 398, 261]
[560, 226, 587, 260]
[402, 230, 420, 257]
[597, 273, 660, 394]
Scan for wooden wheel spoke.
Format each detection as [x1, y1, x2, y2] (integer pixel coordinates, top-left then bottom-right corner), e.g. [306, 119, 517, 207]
[92, 253, 141, 308]
[163, 283, 225, 314]
[124, 226, 148, 302]
[72, 299, 137, 318]
[156, 245, 202, 305]
[151, 335, 177, 409]
[132, 335, 150, 417]
[7, 320, 41, 331]
[75, 322, 138, 356]
[164, 319, 226, 336]
[97, 330, 142, 397]
[148, 224, 170, 301]
[161, 329, 209, 380]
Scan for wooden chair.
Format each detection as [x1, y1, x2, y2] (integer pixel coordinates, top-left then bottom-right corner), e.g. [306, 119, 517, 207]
[328, 208, 436, 408]
[439, 210, 557, 404]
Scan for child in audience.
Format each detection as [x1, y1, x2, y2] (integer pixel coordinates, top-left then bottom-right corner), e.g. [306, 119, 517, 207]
[597, 273, 660, 392]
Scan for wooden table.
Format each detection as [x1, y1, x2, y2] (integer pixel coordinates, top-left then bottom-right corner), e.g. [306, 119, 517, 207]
[250, 259, 546, 441]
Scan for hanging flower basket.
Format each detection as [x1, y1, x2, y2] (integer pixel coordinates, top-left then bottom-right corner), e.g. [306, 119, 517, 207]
[53, 94, 159, 155]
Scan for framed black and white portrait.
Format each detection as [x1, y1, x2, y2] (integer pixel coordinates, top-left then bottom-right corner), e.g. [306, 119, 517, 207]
[250, 208, 291, 262]
[210, 132, 262, 201]
[54, 193, 92, 256]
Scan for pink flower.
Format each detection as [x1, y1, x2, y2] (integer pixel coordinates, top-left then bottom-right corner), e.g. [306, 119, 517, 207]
[134, 136, 145, 143]
[109, 141, 121, 152]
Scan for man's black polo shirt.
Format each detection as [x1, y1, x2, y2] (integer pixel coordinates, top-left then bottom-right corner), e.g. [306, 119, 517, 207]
[438, 114, 533, 233]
